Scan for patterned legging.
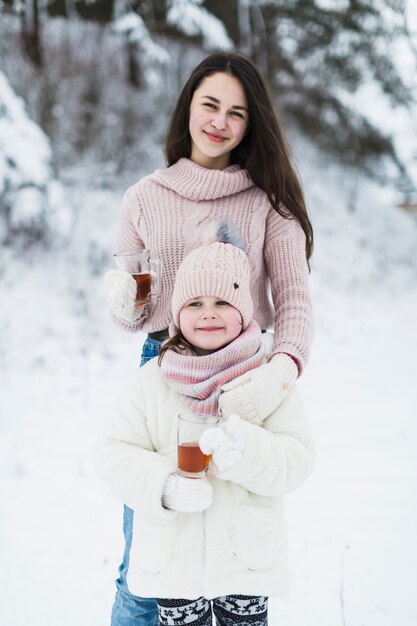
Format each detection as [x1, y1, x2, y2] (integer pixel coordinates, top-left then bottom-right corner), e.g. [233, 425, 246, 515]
[157, 595, 268, 626]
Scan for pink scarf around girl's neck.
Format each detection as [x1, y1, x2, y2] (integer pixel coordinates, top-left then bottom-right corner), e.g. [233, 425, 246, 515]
[159, 320, 264, 416]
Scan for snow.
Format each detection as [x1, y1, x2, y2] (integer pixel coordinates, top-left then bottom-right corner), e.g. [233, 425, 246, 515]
[113, 12, 170, 66]
[333, 77, 417, 189]
[167, 0, 233, 51]
[1, 139, 416, 624]
[0, 70, 51, 188]
[1, 14, 417, 622]
[0, 70, 71, 240]
[111, 12, 170, 88]
[275, 2, 417, 194]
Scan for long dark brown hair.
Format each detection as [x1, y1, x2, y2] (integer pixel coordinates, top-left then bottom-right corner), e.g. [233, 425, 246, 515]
[165, 52, 313, 263]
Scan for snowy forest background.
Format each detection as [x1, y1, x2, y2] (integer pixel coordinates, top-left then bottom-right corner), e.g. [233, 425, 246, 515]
[1, 1, 417, 625]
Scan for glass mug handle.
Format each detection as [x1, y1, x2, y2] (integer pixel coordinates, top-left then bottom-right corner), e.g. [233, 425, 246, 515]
[149, 258, 162, 297]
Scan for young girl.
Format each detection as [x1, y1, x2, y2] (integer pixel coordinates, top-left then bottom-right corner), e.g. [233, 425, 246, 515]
[103, 52, 314, 624]
[97, 227, 315, 626]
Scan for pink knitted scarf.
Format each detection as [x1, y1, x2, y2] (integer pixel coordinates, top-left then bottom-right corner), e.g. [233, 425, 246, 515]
[160, 320, 264, 416]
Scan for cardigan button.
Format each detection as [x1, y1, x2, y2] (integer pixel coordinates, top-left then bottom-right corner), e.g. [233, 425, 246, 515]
[283, 382, 289, 390]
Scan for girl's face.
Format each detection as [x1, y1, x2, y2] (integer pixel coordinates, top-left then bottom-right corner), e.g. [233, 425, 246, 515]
[179, 296, 243, 355]
[189, 72, 249, 170]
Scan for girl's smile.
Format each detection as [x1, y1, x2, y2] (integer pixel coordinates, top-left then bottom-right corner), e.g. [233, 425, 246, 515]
[189, 72, 249, 170]
[197, 326, 224, 331]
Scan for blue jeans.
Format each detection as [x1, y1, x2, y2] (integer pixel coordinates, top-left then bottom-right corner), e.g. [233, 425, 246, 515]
[111, 336, 163, 626]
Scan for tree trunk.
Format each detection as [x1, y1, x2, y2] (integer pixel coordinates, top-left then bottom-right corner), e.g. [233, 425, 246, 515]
[20, 0, 43, 67]
[127, 39, 143, 89]
[251, 2, 268, 76]
[238, 0, 252, 55]
[64, 0, 78, 20]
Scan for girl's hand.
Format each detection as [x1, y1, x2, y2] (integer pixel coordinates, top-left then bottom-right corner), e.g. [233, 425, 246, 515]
[199, 414, 246, 473]
[218, 353, 298, 425]
[162, 473, 213, 512]
[102, 269, 146, 322]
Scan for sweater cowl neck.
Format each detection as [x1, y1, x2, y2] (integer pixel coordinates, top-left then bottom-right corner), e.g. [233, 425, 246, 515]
[151, 158, 254, 201]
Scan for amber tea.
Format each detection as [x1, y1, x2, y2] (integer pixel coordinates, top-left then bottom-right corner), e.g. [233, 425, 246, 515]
[113, 250, 162, 304]
[178, 441, 211, 477]
[132, 272, 152, 304]
[177, 413, 219, 478]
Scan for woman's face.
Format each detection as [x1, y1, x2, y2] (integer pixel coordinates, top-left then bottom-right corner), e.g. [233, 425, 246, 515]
[189, 72, 249, 170]
[179, 296, 243, 355]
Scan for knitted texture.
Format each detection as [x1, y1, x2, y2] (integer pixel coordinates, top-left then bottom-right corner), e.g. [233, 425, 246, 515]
[171, 240, 253, 330]
[115, 157, 313, 373]
[160, 320, 263, 415]
[102, 269, 146, 322]
[219, 353, 298, 425]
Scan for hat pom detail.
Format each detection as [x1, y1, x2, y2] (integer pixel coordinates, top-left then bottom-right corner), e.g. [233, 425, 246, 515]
[202, 220, 246, 252]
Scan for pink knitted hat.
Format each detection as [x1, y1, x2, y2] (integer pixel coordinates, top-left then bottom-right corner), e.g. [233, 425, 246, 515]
[172, 221, 253, 330]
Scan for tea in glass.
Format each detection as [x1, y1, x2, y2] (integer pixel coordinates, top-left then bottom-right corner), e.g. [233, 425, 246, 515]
[113, 249, 162, 306]
[177, 414, 219, 478]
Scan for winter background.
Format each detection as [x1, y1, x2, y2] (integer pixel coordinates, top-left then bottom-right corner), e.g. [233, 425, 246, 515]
[1, 1, 417, 625]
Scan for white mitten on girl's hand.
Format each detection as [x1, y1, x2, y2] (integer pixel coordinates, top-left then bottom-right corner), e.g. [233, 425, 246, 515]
[199, 414, 246, 473]
[218, 353, 298, 425]
[162, 473, 213, 512]
[102, 269, 146, 322]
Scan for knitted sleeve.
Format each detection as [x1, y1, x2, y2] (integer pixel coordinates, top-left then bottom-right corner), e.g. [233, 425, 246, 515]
[112, 186, 149, 333]
[117, 186, 145, 252]
[264, 208, 314, 374]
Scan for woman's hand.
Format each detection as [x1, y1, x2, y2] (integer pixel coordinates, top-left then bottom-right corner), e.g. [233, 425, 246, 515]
[218, 353, 298, 425]
[102, 269, 146, 322]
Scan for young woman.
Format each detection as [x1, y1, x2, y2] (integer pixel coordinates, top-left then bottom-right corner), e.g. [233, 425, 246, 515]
[103, 52, 314, 625]
[97, 226, 314, 626]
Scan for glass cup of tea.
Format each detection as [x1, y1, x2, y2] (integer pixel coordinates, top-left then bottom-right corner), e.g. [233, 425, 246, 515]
[113, 249, 162, 306]
[177, 413, 219, 478]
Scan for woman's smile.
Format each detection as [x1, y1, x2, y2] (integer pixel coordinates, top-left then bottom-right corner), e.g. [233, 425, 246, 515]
[203, 131, 227, 143]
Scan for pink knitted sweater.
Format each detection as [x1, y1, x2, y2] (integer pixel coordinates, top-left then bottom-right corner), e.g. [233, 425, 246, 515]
[115, 158, 313, 372]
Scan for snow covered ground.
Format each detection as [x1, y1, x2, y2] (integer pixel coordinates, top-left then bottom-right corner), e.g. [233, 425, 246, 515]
[1, 152, 417, 626]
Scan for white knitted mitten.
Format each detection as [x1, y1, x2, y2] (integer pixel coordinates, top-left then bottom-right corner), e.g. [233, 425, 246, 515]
[199, 414, 246, 473]
[218, 353, 298, 425]
[102, 269, 146, 322]
[162, 473, 213, 512]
